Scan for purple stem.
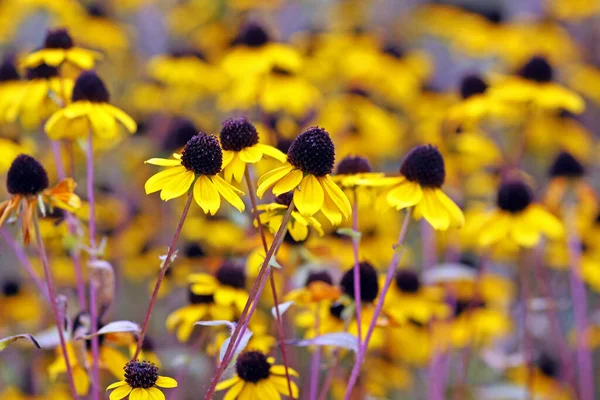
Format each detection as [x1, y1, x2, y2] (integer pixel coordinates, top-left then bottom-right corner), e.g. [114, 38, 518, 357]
[351, 189, 362, 351]
[1, 228, 49, 302]
[343, 208, 412, 399]
[566, 211, 594, 400]
[309, 306, 321, 400]
[51, 140, 87, 311]
[85, 133, 100, 400]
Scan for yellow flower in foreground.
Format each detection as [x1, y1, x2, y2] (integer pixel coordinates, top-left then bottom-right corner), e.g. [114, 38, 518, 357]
[377, 145, 465, 231]
[257, 127, 352, 225]
[45, 70, 136, 140]
[219, 116, 285, 183]
[21, 28, 101, 70]
[106, 360, 177, 400]
[145, 132, 245, 215]
[215, 351, 299, 399]
[479, 179, 563, 248]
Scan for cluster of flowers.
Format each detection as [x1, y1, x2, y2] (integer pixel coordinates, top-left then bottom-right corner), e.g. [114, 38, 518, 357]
[0, 1, 599, 400]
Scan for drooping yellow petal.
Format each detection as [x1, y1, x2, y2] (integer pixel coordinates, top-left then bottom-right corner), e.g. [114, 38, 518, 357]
[387, 180, 423, 210]
[257, 164, 295, 198]
[193, 175, 221, 215]
[73, 367, 91, 396]
[238, 383, 257, 400]
[146, 387, 166, 400]
[104, 104, 137, 133]
[215, 376, 241, 391]
[270, 365, 299, 377]
[155, 376, 178, 388]
[435, 189, 465, 228]
[222, 150, 235, 168]
[270, 376, 300, 398]
[417, 188, 450, 230]
[145, 158, 182, 166]
[44, 109, 67, 138]
[130, 387, 149, 400]
[109, 384, 132, 400]
[212, 175, 245, 212]
[255, 143, 286, 162]
[89, 106, 118, 139]
[106, 381, 128, 390]
[321, 175, 352, 218]
[321, 191, 344, 225]
[526, 205, 563, 239]
[510, 214, 540, 248]
[479, 212, 510, 247]
[294, 175, 324, 217]
[257, 381, 280, 399]
[145, 166, 188, 194]
[160, 170, 195, 201]
[229, 154, 247, 183]
[272, 168, 303, 196]
[224, 381, 245, 400]
[239, 146, 263, 163]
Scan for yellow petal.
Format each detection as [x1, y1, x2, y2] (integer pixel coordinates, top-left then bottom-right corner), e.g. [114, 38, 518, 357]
[224, 381, 245, 400]
[88, 106, 117, 139]
[387, 180, 423, 210]
[272, 168, 303, 196]
[417, 189, 450, 230]
[294, 175, 324, 217]
[435, 189, 465, 228]
[104, 104, 137, 133]
[145, 158, 182, 166]
[257, 164, 295, 198]
[510, 214, 540, 248]
[107, 381, 128, 390]
[160, 170, 195, 201]
[238, 383, 257, 400]
[73, 367, 91, 396]
[222, 150, 235, 168]
[155, 376, 178, 388]
[146, 387, 166, 400]
[526, 205, 563, 239]
[479, 212, 509, 247]
[109, 384, 132, 400]
[100, 346, 129, 379]
[44, 109, 67, 138]
[130, 387, 149, 400]
[212, 175, 245, 212]
[215, 376, 241, 391]
[270, 376, 299, 398]
[321, 175, 352, 218]
[229, 154, 247, 183]
[193, 175, 220, 215]
[239, 146, 263, 163]
[270, 365, 299, 376]
[145, 166, 187, 194]
[257, 381, 280, 399]
[321, 191, 343, 225]
[255, 143, 286, 162]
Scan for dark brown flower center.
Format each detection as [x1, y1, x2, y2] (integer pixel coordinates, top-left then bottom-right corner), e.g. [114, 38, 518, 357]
[7, 154, 49, 196]
[180, 133, 223, 176]
[124, 361, 159, 388]
[400, 145, 445, 188]
[287, 127, 335, 176]
[235, 351, 271, 382]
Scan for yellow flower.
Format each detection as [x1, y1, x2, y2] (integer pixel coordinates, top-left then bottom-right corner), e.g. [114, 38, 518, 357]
[0, 279, 43, 326]
[45, 70, 136, 140]
[377, 145, 465, 231]
[257, 127, 352, 225]
[258, 192, 324, 242]
[479, 179, 563, 248]
[5, 64, 72, 129]
[332, 155, 385, 190]
[0, 154, 80, 245]
[215, 351, 299, 399]
[144, 133, 245, 215]
[544, 151, 597, 212]
[219, 116, 285, 183]
[21, 28, 101, 70]
[258, 66, 322, 117]
[285, 270, 341, 305]
[489, 56, 585, 114]
[188, 261, 248, 314]
[106, 360, 177, 400]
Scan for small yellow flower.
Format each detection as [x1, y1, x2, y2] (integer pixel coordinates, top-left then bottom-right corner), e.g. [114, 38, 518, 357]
[257, 127, 352, 225]
[258, 192, 324, 242]
[144, 133, 245, 215]
[219, 116, 285, 183]
[45, 70, 136, 140]
[188, 261, 249, 314]
[376, 145, 465, 231]
[21, 28, 102, 70]
[215, 351, 299, 399]
[106, 360, 177, 400]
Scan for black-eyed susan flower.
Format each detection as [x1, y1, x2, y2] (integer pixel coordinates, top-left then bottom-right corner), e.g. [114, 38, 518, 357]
[21, 28, 101, 70]
[545, 151, 596, 211]
[507, 353, 574, 400]
[188, 260, 249, 314]
[490, 56, 585, 114]
[166, 284, 235, 342]
[258, 192, 324, 242]
[383, 269, 451, 324]
[44, 70, 136, 140]
[0, 279, 42, 326]
[5, 63, 72, 128]
[215, 351, 299, 399]
[285, 270, 341, 305]
[0, 154, 80, 245]
[106, 360, 177, 400]
[219, 116, 285, 183]
[144, 132, 245, 215]
[257, 126, 352, 225]
[332, 155, 384, 190]
[378, 145, 465, 230]
[479, 179, 563, 248]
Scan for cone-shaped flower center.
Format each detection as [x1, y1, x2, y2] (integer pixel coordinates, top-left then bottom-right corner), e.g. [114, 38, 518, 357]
[72, 71, 109, 102]
[537, 353, 559, 378]
[496, 180, 533, 213]
[220, 117, 259, 151]
[26, 64, 58, 80]
[395, 270, 421, 293]
[460, 74, 488, 99]
[400, 145, 446, 188]
[44, 28, 74, 49]
[215, 261, 246, 289]
[180, 133, 223, 176]
[236, 22, 270, 47]
[236, 351, 271, 383]
[336, 155, 372, 175]
[2, 280, 20, 296]
[124, 360, 159, 388]
[549, 151, 584, 178]
[519, 56, 553, 83]
[340, 262, 379, 303]
[7, 154, 49, 196]
[287, 127, 335, 176]
[305, 270, 334, 287]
